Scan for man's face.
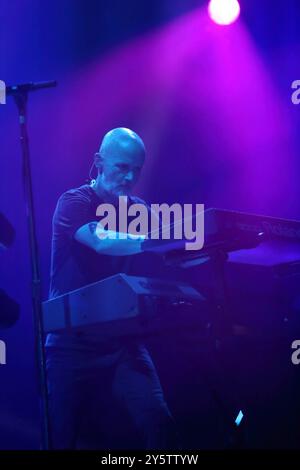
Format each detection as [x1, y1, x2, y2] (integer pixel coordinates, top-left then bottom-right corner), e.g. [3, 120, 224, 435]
[100, 147, 145, 196]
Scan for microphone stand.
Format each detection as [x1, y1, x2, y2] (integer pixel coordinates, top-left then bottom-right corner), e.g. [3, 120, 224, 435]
[8, 81, 57, 450]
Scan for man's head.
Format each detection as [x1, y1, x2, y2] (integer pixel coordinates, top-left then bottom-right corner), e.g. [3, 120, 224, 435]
[94, 128, 146, 196]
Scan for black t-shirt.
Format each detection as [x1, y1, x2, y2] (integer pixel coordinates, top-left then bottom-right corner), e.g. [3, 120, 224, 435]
[46, 183, 148, 349]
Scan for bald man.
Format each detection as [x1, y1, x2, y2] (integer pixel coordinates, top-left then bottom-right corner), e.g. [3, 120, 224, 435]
[46, 128, 178, 449]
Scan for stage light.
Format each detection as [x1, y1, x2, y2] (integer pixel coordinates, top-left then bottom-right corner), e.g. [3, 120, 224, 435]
[208, 0, 240, 26]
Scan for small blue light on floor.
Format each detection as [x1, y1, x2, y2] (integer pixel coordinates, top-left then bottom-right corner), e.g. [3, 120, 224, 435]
[235, 410, 244, 426]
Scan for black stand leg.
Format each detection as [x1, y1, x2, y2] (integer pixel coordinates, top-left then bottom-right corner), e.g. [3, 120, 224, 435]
[13, 91, 51, 450]
[207, 250, 246, 449]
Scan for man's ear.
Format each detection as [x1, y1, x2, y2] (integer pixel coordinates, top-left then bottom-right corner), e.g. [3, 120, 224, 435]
[94, 152, 103, 173]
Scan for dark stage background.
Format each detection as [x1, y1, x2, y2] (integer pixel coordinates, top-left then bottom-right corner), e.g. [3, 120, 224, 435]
[1, 0, 300, 449]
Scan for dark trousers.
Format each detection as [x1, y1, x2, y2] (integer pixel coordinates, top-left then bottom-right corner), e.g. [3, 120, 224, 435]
[46, 342, 178, 449]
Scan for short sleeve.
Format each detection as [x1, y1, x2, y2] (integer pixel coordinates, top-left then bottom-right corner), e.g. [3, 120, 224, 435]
[52, 190, 92, 239]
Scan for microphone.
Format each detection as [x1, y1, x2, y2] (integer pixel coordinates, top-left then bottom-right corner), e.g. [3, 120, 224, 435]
[6, 80, 57, 96]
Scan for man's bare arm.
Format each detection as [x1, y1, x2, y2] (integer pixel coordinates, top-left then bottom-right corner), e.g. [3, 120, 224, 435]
[74, 222, 144, 256]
